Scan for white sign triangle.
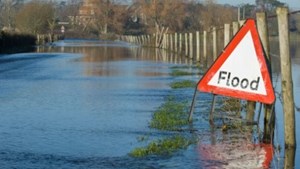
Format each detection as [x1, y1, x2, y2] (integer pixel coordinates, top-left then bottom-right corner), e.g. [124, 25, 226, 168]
[197, 19, 275, 104]
[208, 30, 267, 95]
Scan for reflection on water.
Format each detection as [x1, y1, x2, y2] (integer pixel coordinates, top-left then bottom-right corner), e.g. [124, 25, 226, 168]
[37, 40, 191, 78]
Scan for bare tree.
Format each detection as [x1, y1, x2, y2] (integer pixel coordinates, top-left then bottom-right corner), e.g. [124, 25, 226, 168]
[133, 0, 188, 33]
[200, 0, 237, 30]
[0, 0, 23, 29]
[91, 0, 114, 34]
[83, 0, 127, 35]
[15, 1, 55, 34]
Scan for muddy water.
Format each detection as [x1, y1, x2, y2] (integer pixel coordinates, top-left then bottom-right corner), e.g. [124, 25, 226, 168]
[0, 39, 299, 168]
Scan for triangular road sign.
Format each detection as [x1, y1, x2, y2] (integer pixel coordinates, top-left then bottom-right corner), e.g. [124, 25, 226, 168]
[197, 19, 275, 104]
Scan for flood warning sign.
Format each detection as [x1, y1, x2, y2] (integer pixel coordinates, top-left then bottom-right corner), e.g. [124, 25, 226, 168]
[197, 19, 275, 104]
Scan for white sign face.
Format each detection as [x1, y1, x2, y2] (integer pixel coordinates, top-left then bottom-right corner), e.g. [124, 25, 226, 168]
[198, 19, 275, 104]
[207, 31, 267, 95]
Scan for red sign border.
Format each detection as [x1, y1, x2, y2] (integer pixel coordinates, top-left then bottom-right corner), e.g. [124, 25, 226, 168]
[197, 19, 275, 104]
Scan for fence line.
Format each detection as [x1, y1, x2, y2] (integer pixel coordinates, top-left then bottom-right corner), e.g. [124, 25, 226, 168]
[120, 21, 241, 68]
[120, 7, 296, 149]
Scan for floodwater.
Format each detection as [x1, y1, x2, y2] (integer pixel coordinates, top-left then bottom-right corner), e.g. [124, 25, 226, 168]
[0, 40, 200, 168]
[0, 39, 299, 168]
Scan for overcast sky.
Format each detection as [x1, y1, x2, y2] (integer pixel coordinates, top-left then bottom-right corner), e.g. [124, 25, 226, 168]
[215, 0, 300, 9]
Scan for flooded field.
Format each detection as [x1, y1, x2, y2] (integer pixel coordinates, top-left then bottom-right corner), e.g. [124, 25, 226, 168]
[0, 39, 299, 168]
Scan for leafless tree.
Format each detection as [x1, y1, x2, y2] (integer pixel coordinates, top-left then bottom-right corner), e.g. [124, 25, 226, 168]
[0, 0, 23, 29]
[15, 1, 55, 34]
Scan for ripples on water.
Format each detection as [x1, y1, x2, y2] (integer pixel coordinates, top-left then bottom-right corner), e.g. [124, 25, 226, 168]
[0, 40, 204, 168]
[0, 39, 299, 168]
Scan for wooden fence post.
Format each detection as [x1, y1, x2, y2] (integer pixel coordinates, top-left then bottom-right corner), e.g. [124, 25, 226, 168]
[166, 34, 169, 50]
[232, 22, 239, 36]
[284, 147, 296, 169]
[174, 33, 178, 53]
[277, 7, 296, 148]
[203, 30, 207, 64]
[245, 15, 255, 121]
[212, 27, 217, 61]
[189, 32, 193, 58]
[148, 35, 151, 46]
[224, 23, 231, 47]
[162, 34, 166, 49]
[185, 33, 188, 57]
[196, 31, 200, 62]
[179, 33, 183, 54]
[256, 12, 275, 144]
[170, 33, 173, 51]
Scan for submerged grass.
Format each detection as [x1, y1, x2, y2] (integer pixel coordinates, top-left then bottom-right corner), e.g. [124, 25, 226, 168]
[170, 69, 194, 76]
[130, 65, 201, 158]
[150, 98, 189, 130]
[129, 135, 194, 158]
[170, 80, 196, 89]
[129, 98, 193, 158]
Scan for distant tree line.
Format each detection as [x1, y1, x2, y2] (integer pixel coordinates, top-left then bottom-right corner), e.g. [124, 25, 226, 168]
[0, 0, 297, 39]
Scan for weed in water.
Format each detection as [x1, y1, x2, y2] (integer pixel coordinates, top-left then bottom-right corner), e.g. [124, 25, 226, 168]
[129, 135, 194, 158]
[170, 80, 196, 89]
[150, 99, 189, 130]
[170, 69, 194, 76]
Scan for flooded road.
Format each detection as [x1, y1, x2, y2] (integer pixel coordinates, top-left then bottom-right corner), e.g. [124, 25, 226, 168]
[0, 40, 201, 168]
[0, 39, 299, 168]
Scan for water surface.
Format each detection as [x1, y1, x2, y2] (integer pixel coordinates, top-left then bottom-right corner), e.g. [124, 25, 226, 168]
[0, 39, 299, 168]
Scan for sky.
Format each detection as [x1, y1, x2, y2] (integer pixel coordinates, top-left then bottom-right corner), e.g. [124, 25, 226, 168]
[215, 0, 300, 10]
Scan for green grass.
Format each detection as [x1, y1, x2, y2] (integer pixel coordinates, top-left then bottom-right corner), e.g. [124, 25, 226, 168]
[129, 135, 194, 158]
[150, 98, 189, 130]
[170, 69, 194, 76]
[170, 80, 196, 89]
[129, 65, 202, 159]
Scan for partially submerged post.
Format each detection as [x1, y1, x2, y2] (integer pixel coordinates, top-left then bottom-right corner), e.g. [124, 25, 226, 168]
[256, 12, 275, 143]
[277, 7, 296, 148]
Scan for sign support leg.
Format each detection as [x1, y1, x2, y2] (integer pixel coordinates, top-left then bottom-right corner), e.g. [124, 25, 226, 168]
[188, 87, 198, 122]
[210, 94, 216, 126]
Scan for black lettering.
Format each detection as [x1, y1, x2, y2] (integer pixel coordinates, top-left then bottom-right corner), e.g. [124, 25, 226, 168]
[226, 72, 231, 86]
[240, 79, 249, 89]
[218, 71, 227, 84]
[231, 77, 240, 87]
[250, 77, 260, 90]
